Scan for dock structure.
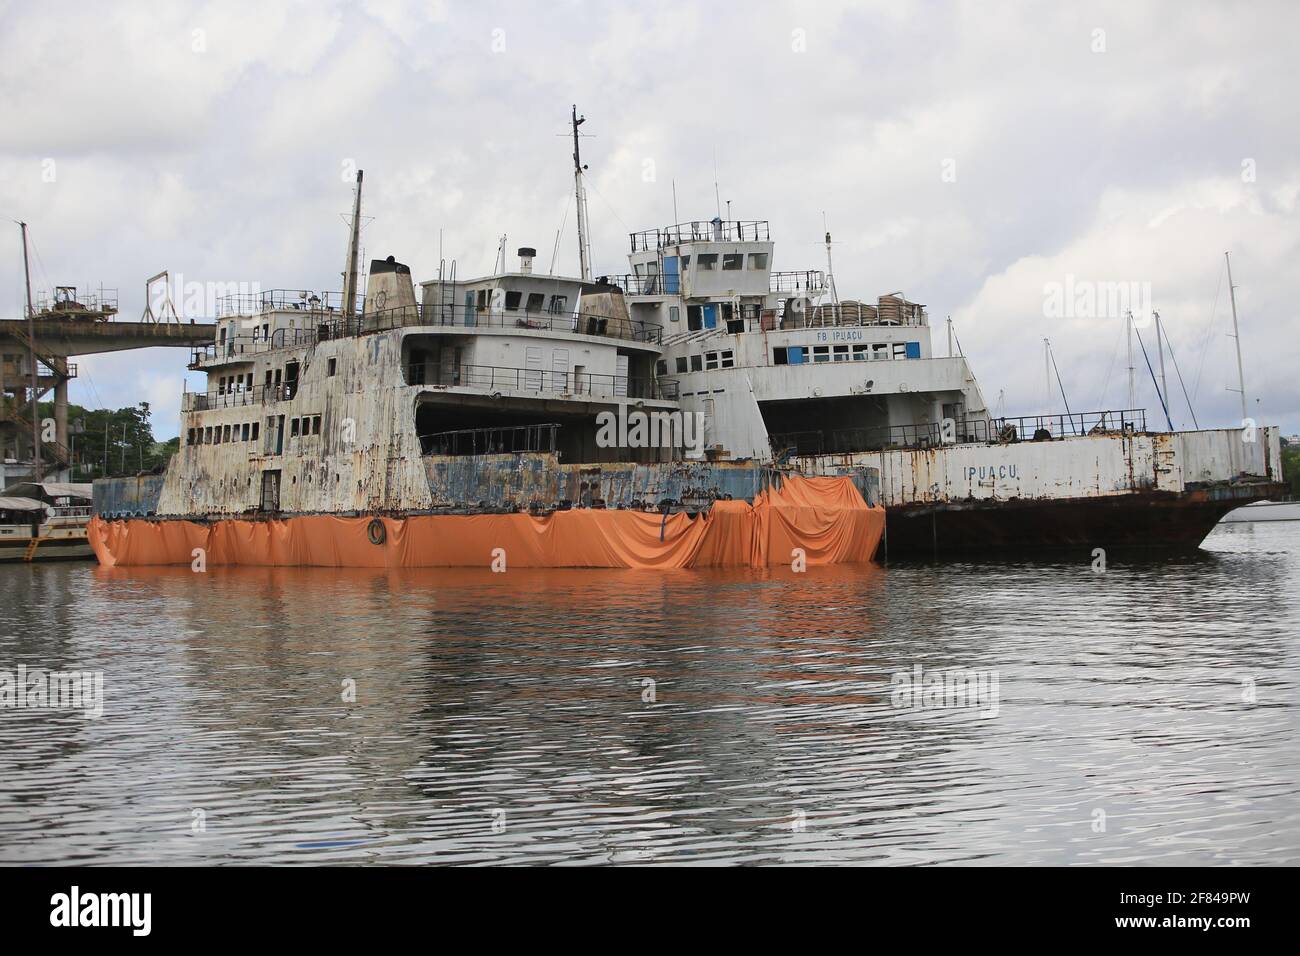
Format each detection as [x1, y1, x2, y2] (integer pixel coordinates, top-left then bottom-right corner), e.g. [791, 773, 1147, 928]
[0, 290, 214, 485]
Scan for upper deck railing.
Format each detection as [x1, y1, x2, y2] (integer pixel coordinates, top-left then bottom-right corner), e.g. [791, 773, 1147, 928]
[216, 289, 365, 318]
[191, 301, 664, 367]
[629, 220, 770, 253]
[770, 408, 1150, 457]
[770, 271, 827, 294]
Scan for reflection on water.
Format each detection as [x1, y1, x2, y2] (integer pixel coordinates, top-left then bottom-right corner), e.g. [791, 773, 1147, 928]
[1, 523, 1297, 865]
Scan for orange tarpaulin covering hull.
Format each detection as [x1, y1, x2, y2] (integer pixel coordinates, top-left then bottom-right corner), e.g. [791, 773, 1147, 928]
[87, 475, 883, 570]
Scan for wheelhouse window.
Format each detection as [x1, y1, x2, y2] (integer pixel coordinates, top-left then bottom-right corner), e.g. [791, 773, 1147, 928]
[722, 253, 743, 271]
[687, 305, 703, 331]
[690, 354, 703, 372]
[526, 292, 544, 312]
[747, 253, 769, 270]
[548, 295, 567, 314]
[696, 254, 718, 271]
[675, 356, 688, 373]
[504, 291, 522, 311]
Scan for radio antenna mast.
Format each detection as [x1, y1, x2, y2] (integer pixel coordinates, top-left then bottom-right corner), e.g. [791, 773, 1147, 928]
[571, 106, 593, 282]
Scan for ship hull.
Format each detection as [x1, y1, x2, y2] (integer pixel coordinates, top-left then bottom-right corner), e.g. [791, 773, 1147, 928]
[882, 484, 1285, 556]
[87, 474, 885, 570]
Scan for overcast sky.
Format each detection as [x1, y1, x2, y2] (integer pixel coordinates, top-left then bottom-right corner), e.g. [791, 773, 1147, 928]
[2, 0, 1297, 439]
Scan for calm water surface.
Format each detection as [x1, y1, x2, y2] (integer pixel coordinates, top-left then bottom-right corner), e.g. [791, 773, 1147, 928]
[2, 523, 1297, 865]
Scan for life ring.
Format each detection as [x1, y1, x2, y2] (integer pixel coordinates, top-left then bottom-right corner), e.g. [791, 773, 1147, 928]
[367, 517, 386, 545]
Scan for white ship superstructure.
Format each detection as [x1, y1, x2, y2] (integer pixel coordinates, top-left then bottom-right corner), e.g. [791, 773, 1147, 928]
[615, 217, 989, 460]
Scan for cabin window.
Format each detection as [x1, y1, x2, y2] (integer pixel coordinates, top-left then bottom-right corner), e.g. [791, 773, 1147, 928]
[872, 343, 889, 360]
[722, 253, 743, 271]
[291, 418, 300, 438]
[687, 305, 702, 331]
[893, 342, 908, 359]
[852, 344, 869, 361]
[327, 358, 337, 376]
[252, 422, 260, 441]
[204, 427, 212, 444]
[747, 253, 769, 270]
[690, 354, 703, 372]
[773, 347, 788, 365]
[548, 294, 567, 314]
[813, 346, 831, 363]
[476, 289, 488, 310]
[504, 291, 522, 311]
[223, 425, 232, 442]
[669, 306, 680, 323]
[720, 349, 734, 368]
[679, 255, 690, 273]
[656, 360, 668, 376]
[675, 356, 688, 374]
[705, 351, 719, 370]
[696, 254, 718, 271]
[312, 415, 321, 435]
[187, 428, 196, 445]
[242, 423, 250, 441]
[833, 345, 850, 362]
[526, 292, 544, 312]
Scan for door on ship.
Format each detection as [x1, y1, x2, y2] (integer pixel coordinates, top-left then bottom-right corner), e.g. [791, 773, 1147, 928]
[260, 470, 281, 512]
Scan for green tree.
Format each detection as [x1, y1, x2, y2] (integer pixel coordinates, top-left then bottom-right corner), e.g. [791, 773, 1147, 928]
[38, 400, 177, 480]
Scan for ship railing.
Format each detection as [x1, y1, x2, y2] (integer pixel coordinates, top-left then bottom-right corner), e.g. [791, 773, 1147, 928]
[418, 423, 560, 457]
[355, 302, 664, 345]
[50, 505, 92, 518]
[771, 408, 1151, 456]
[770, 271, 827, 294]
[989, 409, 1147, 440]
[189, 327, 321, 366]
[182, 382, 296, 411]
[215, 289, 365, 318]
[606, 273, 683, 297]
[629, 220, 771, 252]
[772, 420, 992, 456]
[403, 363, 674, 402]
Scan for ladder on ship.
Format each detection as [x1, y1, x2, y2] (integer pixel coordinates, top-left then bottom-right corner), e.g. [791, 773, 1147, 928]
[23, 537, 41, 561]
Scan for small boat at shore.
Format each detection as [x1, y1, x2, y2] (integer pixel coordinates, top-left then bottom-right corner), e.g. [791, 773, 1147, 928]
[0, 481, 94, 562]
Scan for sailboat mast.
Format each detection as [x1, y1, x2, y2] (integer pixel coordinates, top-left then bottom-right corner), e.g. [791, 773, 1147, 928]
[571, 105, 592, 282]
[1126, 310, 1135, 411]
[1154, 310, 1169, 429]
[20, 222, 41, 481]
[342, 170, 364, 319]
[1225, 251, 1247, 420]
